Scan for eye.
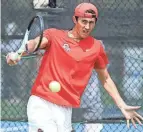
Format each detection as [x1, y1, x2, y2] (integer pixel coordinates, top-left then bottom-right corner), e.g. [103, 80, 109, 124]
[89, 21, 94, 24]
[82, 20, 87, 24]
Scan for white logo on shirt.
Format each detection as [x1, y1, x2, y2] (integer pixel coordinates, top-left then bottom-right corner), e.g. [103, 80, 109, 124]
[62, 43, 71, 52]
[85, 49, 90, 52]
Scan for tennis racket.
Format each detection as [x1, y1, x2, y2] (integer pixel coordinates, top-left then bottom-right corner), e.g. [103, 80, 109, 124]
[7, 15, 44, 61]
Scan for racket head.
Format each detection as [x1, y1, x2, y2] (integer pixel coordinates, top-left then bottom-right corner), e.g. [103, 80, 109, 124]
[17, 15, 44, 54]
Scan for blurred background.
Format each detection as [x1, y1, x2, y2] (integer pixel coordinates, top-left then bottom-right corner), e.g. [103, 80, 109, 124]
[1, 0, 143, 131]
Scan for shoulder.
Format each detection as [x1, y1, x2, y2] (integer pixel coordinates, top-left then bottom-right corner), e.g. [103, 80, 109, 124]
[91, 37, 104, 48]
[92, 38, 102, 45]
[44, 28, 66, 34]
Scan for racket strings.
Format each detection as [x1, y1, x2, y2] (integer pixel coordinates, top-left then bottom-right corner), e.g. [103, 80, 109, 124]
[29, 18, 44, 52]
[29, 19, 42, 40]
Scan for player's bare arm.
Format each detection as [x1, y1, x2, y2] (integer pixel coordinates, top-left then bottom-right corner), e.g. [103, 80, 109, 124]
[26, 36, 49, 53]
[95, 68, 143, 128]
[6, 36, 48, 65]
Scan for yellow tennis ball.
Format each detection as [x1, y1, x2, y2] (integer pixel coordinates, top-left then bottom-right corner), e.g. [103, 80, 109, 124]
[49, 81, 61, 92]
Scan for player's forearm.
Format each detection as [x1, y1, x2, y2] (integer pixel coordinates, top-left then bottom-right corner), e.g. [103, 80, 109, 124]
[18, 40, 37, 57]
[26, 39, 38, 53]
[26, 37, 48, 53]
[101, 76, 126, 109]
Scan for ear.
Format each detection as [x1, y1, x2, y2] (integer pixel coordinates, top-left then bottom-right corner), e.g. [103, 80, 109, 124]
[72, 16, 77, 24]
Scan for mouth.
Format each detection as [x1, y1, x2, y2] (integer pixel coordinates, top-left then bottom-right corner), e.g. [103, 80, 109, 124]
[83, 29, 90, 34]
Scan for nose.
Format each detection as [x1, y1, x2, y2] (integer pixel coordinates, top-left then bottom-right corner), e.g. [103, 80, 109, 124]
[85, 23, 90, 30]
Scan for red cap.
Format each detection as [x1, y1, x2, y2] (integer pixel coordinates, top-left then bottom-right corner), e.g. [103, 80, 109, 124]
[74, 3, 98, 18]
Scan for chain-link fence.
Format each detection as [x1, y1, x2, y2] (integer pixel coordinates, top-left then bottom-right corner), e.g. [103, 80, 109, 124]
[1, 0, 143, 132]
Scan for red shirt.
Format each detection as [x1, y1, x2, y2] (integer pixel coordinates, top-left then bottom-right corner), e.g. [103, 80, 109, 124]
[31, 28, 109, 107]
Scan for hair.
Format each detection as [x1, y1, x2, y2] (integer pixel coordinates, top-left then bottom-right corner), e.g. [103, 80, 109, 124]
[75, 9, 97, 21]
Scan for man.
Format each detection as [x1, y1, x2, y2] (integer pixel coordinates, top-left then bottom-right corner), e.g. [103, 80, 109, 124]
[6, 2, 143, 132]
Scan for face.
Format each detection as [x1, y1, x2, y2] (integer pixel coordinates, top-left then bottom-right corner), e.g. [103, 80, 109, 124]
[73, 16, 96, 39]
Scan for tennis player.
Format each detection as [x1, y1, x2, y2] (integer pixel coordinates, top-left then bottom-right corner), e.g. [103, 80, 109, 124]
[6, 2, 143, 132]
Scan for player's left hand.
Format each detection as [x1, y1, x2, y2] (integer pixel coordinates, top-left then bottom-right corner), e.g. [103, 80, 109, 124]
[120, 105, 143, 128]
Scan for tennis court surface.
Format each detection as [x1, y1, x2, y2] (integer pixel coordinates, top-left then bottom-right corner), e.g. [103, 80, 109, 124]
[1, 121, 143, 132]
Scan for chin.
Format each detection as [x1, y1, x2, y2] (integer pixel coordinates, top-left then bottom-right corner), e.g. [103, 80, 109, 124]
[81, 35, 88, 39]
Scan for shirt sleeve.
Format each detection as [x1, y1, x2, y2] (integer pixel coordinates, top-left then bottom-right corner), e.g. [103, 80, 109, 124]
[43, 28, 55, 48]
[94, 42, 109, 69]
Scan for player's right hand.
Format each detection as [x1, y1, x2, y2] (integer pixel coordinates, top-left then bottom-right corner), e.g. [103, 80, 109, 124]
[6, 52, 21, 66]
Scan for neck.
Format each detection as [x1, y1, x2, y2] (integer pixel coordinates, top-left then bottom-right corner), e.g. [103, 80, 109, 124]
[68, 28, 82, 42]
